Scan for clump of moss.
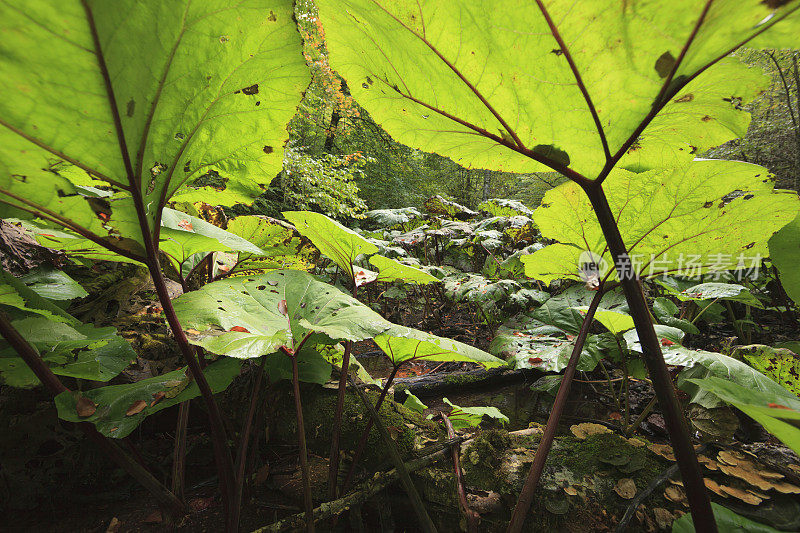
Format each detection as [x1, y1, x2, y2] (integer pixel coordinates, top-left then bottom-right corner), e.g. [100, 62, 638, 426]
[461, 429, 512, 492]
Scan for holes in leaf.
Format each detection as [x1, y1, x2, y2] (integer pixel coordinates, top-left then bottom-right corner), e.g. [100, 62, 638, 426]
[551, 49, 563, 56]
[241, 84, 259, 95]
[268, 280, 278, 286]
[175, 132, 185, 141]
[219, 35, 229, 43]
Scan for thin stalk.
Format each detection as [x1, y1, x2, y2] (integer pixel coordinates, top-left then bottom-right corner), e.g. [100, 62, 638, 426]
[341, 363, 402, 493]
[599, 361, 623, 414]
[289, 350, 314, 533]
[690, 298, 720, 325]
[171, 401, 190, 501]
[0, 312, 185, 517]
[441, 413, 479, 533]
[234, 355, 268, 513]
[346, 371, 437, 533]
[583, 184, 715, 532]
[626, 396, 658, 437]
[327, 340, 353, 500]
[507, 287, 603, 533]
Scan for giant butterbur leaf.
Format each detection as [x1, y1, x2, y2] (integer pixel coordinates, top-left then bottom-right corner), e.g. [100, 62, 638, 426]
[0, 1, 308, 257]
[522, 161, 799, 283]
[158, 208, 264, 276]
[173, 270, 396, 359]
[283, 211, 378, 284]
[224, 215, 316, 275]
[689, 376, 800, 456]
[0, 317, 135, 388]
[317, 0, 796, 178]
[769, 211, 800, 304]
[54, 357, 241, 438]
[374, 326, 504, 368]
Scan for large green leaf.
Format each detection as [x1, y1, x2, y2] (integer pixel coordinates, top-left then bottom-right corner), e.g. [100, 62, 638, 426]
[625, 334, 794, 409]
[688, 376, 800, 456]
[735, 345, 800, 397]
[317, 0, 796, 177]
[442, 398, 508, 430]
[283, 211, 378, 284]
[173, 269, 396, 359]
[18, 266, 88, 301]
[225, 215, 316, 274]
[522, 161, 799, 283]
[0, 269, 78, 324]
[158, 208, 264, 276]
[769, 211, 800, 304]
[54, 357, 241, 438]
[369, 254, 438, 284]
[374, 326, 504, 368]
[0, 317, 135, 388]
[0, 1, 308, 252]
[661, 281, 763, 308]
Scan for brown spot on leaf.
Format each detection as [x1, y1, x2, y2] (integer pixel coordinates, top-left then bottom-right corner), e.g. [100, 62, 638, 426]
[263, 146, 273, 154]
[230, 326, 250, 333]
[126, 400, 147, 416]
[701, 115, 712, 122]
[267, 10, 277, 21]
[126, 99, 135, 117]
[674, 94, 694, 103]
[76, 396, 96, 417]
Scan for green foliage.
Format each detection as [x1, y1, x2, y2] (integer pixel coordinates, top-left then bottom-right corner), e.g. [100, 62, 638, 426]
[159, 208, 265, 277]
[17, 266, 88, 301]
[369, 255, 438, 284]
[54, 358, 242, 438]
[223, 215, 317, 275]
[374, 327, 505, 367]
[0, 0, 308, 250]
[278, 149, 368, 219]
[316, 0, 788, 177]
[0, 317, 135, 388]
[522, 161, 798, 284]
[477, 198, 534, 218]
[689, 376, 800, 456]
[283, 210, 378, 284]
[769, 211, 800, 304]
[671, 502, 783, 533]
[443, 398, 508, 429]
[737, 345, 800, 397]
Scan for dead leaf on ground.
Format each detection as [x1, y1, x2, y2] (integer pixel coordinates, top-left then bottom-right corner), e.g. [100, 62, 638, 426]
[614, 478, 637, 499]
[626, 437, 646, 447]
[143, 510, 162, 524]
[126, 400, 147, 416]
[76, 396, 96, 417]
[564, 485, 578, 496]
[570, 422, 611, 440]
